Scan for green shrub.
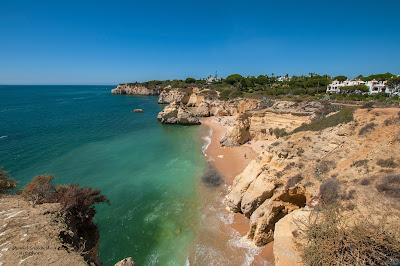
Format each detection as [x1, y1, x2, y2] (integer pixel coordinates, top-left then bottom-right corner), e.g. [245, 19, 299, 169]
[292, 108, 354, 133]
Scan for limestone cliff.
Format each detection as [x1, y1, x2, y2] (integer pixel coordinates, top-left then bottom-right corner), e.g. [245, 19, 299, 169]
[157, 102, 200, 125]
[112, 84, 160, 95]
[225, 107, 400, 263]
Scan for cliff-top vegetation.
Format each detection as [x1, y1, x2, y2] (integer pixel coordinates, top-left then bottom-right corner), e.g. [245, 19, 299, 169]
[126, 72, 400, 102]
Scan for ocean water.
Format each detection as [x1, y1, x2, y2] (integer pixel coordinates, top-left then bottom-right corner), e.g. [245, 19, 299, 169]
[0, 85, 206, 265]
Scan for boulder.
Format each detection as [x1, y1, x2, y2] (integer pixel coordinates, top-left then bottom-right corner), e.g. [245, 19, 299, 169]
[114, 257, 136, 266]
[220, 113, 251, 146]
[157, 102, 200, 125]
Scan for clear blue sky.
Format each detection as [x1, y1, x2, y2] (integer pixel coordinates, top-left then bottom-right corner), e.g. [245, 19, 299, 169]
[1, 0, 399, 84]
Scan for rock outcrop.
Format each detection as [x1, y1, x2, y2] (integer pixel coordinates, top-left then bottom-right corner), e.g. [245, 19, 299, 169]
[111, 84, 160, 95]
[225, 107, 400, 252]
[158, 87, 192, 104]
[273, 208, 310, 266]
[157, 102, 200, 125]
[220, 113, 251, 146]
[115, 257, 136, 266]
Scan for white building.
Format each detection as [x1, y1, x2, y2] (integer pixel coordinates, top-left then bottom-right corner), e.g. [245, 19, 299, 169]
[206, 74, 221, 84]
[326, 79, 392, 95]
[277, 75, 291, 82]
[367, 80, 387, 94]
[326, 79, 366, 94]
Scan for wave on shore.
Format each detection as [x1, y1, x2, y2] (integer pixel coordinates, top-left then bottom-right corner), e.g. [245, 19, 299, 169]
[201, 128, 212, 156]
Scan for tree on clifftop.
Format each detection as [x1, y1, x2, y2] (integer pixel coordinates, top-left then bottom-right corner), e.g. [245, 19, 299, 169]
[185, 77, 196, 83]
[334, 75, 347, 82]
[225, 74, 243, 85]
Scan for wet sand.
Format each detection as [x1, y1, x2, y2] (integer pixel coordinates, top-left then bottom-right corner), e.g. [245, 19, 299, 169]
[200, 117, 275, 265]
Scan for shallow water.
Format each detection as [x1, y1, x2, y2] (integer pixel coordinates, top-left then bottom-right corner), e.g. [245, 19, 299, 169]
[0, 85, 206, 265]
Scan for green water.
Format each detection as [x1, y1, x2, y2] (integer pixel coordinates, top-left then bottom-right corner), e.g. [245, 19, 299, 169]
[0, 85, 206, 265]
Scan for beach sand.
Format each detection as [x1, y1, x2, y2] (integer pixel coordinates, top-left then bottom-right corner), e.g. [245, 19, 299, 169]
[200, 117, 275, 265]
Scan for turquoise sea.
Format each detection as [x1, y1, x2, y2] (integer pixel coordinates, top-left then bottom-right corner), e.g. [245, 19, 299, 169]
[0, 85, 207, 265]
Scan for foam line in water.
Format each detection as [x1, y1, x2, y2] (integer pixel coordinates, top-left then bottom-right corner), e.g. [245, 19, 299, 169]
[0, 136, 7, 139]
[201, 128, 212, 156]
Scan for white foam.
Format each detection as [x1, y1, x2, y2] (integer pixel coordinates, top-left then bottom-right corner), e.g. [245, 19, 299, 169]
[228, 229, 264, 266]
[0, 136, 7, 139]
[201, 128, 213, 155]
[216, 211, 234, 225]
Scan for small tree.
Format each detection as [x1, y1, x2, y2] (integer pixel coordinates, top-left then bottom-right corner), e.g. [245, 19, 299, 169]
[0, 168, 16, 194]
[225, 74, 243, 85]
[334, 75, 347, 82]
[185, 77, 196, 84]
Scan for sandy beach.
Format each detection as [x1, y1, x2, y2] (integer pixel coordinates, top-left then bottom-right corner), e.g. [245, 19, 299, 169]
[200, 117, 275, 265]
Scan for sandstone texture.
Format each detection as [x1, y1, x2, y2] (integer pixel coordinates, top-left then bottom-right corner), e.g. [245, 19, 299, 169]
[220, 113, 251, 146]
[157, 102, 200, 125]
[224, 107, 400, 263]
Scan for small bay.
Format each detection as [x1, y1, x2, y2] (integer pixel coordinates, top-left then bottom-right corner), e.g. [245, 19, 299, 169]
[0, 85, 206, 265]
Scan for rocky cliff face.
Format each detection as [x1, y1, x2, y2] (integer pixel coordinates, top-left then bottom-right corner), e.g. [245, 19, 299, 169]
[157, 102, 201, 125]
[158, 87, 192, 104]
[112, 84, 160, 95]
[156, 88, 262, 125]
[225, 107, 400, 262]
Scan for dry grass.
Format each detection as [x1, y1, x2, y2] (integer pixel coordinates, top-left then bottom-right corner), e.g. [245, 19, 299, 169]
[319, 178, 340, 205]
[377, 158, 398, 168]
[315, 160, 336, 180]
[358, 122, 376, 136]
[285, 174, 303, 189]
[376, 174, 400, 198]
[351, 159, 369, 168]
[299, 204, 400, 266]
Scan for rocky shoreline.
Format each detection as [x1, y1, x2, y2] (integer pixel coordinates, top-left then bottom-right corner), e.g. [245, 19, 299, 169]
[112, 83, 400, 265]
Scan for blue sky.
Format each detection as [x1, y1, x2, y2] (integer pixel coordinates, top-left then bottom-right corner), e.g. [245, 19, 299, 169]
[1, 0, 399, 84]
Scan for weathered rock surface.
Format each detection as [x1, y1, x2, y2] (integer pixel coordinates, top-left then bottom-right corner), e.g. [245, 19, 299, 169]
[0, 195, 86, 266]
[220, 113, 251, 146]
[157, 102, 200, 125]
[273, 208, 310, 266]
[115, 257, 136, 266]
[225, 159, 264, 212]
[112, 84, 159, 95]
[225, 107, 400, 252]
[158, 88, 192, 104]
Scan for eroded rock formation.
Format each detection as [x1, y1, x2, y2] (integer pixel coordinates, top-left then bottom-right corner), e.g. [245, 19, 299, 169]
[225, 107, 400, 258]
[111, 84, 160, 95]
[157, 102, 200, 125]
